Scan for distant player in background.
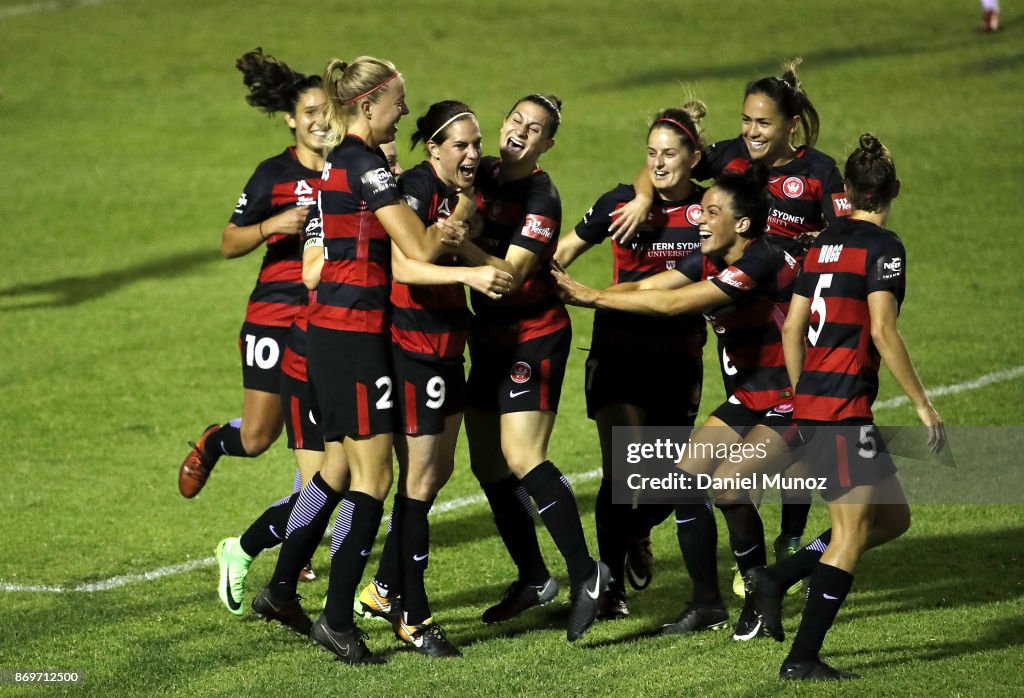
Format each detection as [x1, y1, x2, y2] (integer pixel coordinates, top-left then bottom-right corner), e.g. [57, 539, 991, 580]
[980, 0, 1001, 31]
[746, 133, 945, 681]
[356, 101, 512, 658]
[553, 101, 709, 619]
[612, 58, 850, 594]
[456, 95, 611, 642]
[178, 49, 326, 498]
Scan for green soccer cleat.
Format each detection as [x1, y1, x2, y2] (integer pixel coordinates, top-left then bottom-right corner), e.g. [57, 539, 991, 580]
[731, 564, 744, 598]
[774, 534, 805, 596]
[215, 537, 253, 616]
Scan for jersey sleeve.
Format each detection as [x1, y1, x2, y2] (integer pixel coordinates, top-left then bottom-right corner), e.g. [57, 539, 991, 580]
[693, 137, 738, 181]
[866, 235, 907, 295]
[352, 152, 401, 211]
[398, 168, 435, 225]
[677, 251, 705, 281]
[229, 166, 272, 227]
[573, 188, 625, 244]
[708, 244, 773, 300]
[510, 176, 561, 256]
[819, 161, 851, 226]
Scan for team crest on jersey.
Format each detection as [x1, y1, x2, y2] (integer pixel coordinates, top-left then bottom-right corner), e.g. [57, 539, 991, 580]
[234, 192, 248, 214]
[770, 402, 794, 415]
[294, 179, 316, 206]
[666, 260, 676, 270]
[511, 362, 532, 384]
[686, 204, 702, 226]
[782, 176, 805, 199]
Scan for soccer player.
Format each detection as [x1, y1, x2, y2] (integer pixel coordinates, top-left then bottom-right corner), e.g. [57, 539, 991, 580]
[355, 101, 512, 658]
[553, 164, 799, 638]
[456, 95, 611, 642]
[248, 56, 475, 666]
[553, 101, 709, 618]
[745, 133, 945, 681]
[178, 49, 326, 498]
[980, 0, 1001, 31]
[611, 58, 849, 584]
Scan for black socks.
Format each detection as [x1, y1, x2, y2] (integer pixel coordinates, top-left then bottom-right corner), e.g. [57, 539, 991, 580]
[786, 562, 853, 663]
[481, 475, 550, 585]
[521, 461, 593, 586]
[324, 491, 384, 631]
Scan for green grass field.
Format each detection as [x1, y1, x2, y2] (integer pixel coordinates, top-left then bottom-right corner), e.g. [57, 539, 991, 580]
[1, 0, 1022, 695]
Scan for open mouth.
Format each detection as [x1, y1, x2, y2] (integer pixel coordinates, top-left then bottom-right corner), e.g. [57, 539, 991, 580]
[699, 229, 712, 240]
[459, 164, 476, 178]
[505, 136, 525, 154]
[746, 139, 768, 154]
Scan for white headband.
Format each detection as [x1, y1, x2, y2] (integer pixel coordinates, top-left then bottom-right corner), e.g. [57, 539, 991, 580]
[428, 112, 476, 144]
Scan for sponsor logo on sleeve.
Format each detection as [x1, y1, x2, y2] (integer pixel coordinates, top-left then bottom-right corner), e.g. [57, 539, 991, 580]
[234, 192, 248, 214]
[510, 361, 532, 384]
[714, 267, 756, 291]
[831, 192, 852, 216]
[522, 214, 556, 243]
[782, 176, 805, 199]
[685, 204, 702, 226]
[360, 167, 396, 197]
[582, 206, 594, 224]
[878, 256, 903, 280]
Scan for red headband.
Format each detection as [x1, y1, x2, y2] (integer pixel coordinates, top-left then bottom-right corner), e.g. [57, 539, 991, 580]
[656, 117, 698, 148]
[344, 72, 399, 104]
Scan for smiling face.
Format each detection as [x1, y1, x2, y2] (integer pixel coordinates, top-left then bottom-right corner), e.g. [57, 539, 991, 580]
[430, 117, 482, 190]
[698, 186, 749, 257]
[285, 87, 328, 159]
[499, 100, 554, 169]
[646, 126, 699, 200]
[367, 76, 409, 145]
[740, 92, 799, 165]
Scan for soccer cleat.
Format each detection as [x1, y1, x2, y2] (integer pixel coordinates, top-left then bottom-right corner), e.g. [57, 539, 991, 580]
[982, 9, 1000, 32]
[310, 615, 384, 665]
[780, 658, 860, 681]
[567, 561, 610, 641]
[481, 576, 559, 624]
[660, 604, 729, 635]
[744, 566, 785, 642]
[356, 582, 402, 624]
[215, 537, 252, 616]
[624, 536, 654, 590]
[251, 586, 313, 636]
[298, 564, 317, 583]
[731, 564, 744, 598]
[597, 586, 629, 620]
[774, 534, 804, 596]
[178, 424, 219, 498]
[395, 617, 462, 658]
[732, 593, 771, 641]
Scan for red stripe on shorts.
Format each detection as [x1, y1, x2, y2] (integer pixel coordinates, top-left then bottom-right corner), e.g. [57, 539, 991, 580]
[356, 382, 370, 436]
[836, 433, 850, 488]
[405, 380, 418, 435]
[290, 395, 304, 450]
[540, 358, 550, 411]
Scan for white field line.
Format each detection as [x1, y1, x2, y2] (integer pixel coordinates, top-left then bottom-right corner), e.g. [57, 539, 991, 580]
[3, 366, 1020, 594]
[0, 0, 108, 20]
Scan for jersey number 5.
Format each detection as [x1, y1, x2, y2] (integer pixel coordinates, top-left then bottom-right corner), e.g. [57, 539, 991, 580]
[807, 273, 834, 346]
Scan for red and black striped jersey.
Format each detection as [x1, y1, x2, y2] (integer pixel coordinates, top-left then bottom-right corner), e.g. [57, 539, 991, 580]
[793, 217, 907, 422]
[389, 162, 473, 360]
[574, 183, 706, 356]
[470, 156, 570, 343]
[696, 137, 849, 248]
[678, 237, 799, 410]
[281, 214, 323, 383]
[230, 147, 322, 327]
[308, 135, 401, 334]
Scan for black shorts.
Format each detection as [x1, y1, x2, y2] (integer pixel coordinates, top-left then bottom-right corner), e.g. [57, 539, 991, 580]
[307, 326, 395, 441]
[585, 349, 702, 426]
[797, 419, 897, 500]
[238, 322, 289, 393]
[280, 373, 324, 451]
[711, 396, 798, 441]
[466, 327, 570, 414]
[392, 346, 466, 436]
